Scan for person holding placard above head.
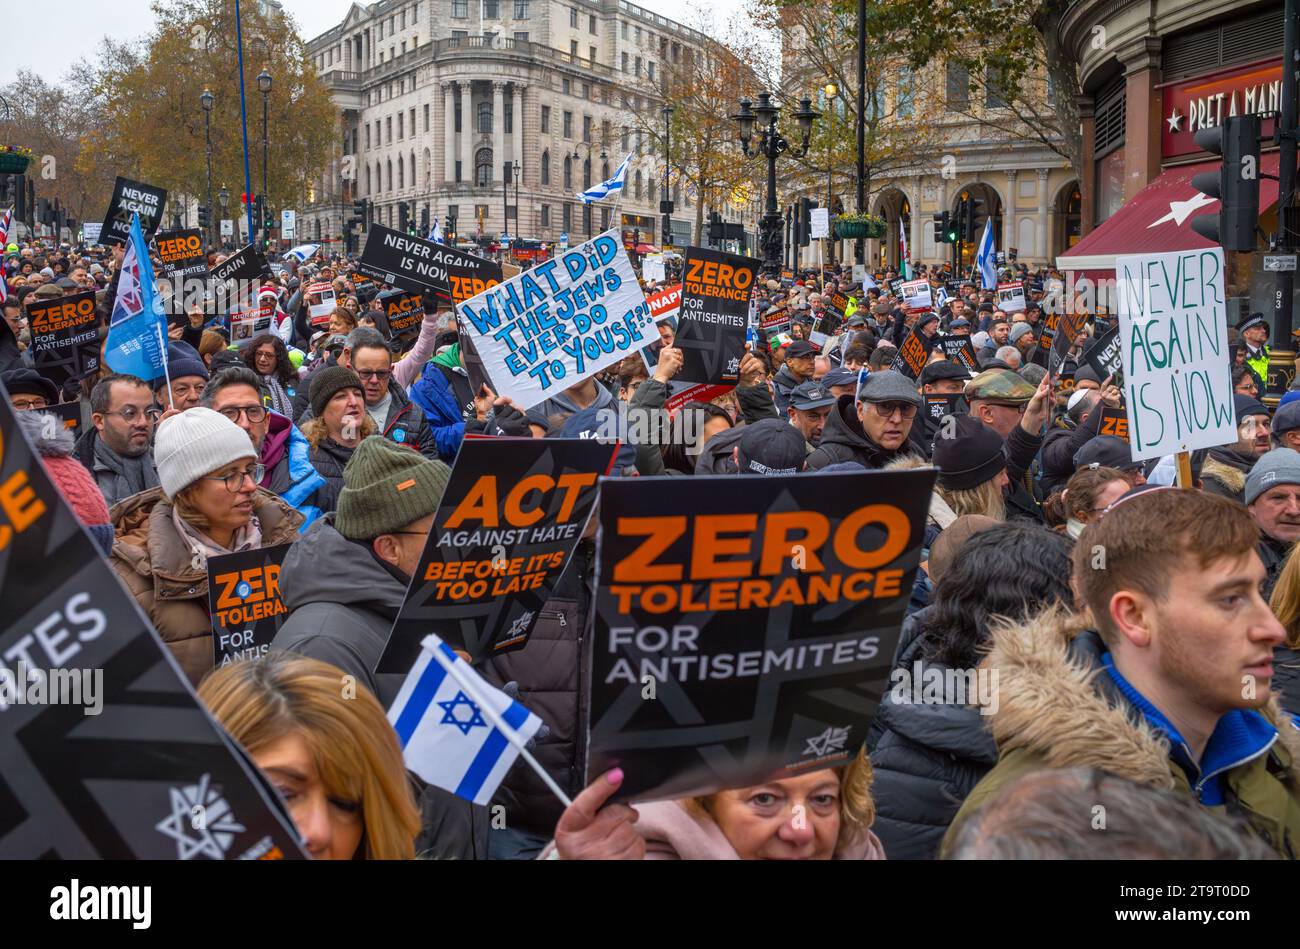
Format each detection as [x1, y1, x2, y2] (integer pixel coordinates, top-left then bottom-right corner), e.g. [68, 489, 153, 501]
[545, 750, 885, 860]
[109, 407, 304, 685]
[199, 653, 421, 860]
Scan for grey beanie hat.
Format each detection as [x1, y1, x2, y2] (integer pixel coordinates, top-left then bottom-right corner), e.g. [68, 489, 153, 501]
[1246, 447, 1300, 506]
[1008, 322, 1035, 344]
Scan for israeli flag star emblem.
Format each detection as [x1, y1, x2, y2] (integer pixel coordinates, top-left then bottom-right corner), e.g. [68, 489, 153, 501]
[438, 691, 488, 735]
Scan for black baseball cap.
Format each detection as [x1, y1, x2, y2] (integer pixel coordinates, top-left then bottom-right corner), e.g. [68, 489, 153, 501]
[785, 340, 818, 359]
[736, 418, 807, 475]
[1073, 435, 1142, 472]
[789, 381, 837, 411]
[919, 361, 970, 386]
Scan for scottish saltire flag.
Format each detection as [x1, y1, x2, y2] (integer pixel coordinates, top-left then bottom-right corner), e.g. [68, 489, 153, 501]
[284, 243, 321, 265]
[976, 219, 997, 290]
[899, 227, 911, 280]
[106, 213, 168, 381]
[0, 207, 10, 304]
[431, 217, 444, 243]
[576, 152, 634, 205]
[389, 634, 544, 806]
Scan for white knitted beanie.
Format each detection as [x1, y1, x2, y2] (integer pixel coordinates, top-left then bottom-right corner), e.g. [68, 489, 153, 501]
[154, 407, 257, 500]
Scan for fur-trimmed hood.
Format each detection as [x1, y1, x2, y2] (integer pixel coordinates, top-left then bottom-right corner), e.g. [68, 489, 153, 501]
[975, 607, 1300, 790]
[1202, 454, 1249, 497]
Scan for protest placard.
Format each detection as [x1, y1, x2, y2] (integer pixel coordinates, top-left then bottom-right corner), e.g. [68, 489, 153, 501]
[380, 289, 426, 339]
[675, 247, 759, 388]
[1031, 307, 1086, 371]
[377, 437, 616, 670]
[825, 291, 850, 320]
[230, 296, 277, 342]
[646, 283, 681, 323]
[81, 223, 102, 245]
[642, 253, 666, 283]
[996, 281, 1026, 313]
[586, 468, 935, 802]
[901, 279, 932, 314]
[306, 282, 337, 327]
[208, 544, 292, 668]
[154, 229, 207, 282]
[925, 393, 962, 424]
[99, 176, 167, 247]
[936, 335, 978, 373]
[209, 243, 272, 292]
[891, 327, 929, 379]
[455, 229, 650, 411]
[810, 207, 830, 240]
[0, 396, 304, 859]
[1085, 324, 1123, 388]
[27, 290, 100, 389]
[358, 225, 503, 306]
[1098, 404, 1131, 442]
[1115, 248, 1234, 461]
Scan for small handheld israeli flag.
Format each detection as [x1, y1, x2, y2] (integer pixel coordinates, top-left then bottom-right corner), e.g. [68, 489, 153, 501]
[388, 634, 546, 806]
[431, 216, 444, 243]
[975, 219, 997, 290]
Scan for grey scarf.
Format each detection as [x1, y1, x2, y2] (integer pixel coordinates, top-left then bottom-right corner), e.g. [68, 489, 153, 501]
[94, 435, 159, 506]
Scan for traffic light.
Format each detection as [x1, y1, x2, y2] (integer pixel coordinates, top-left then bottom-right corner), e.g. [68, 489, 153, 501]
[1191, 113, 1261, 251]
[933, 212, 954, 244]
[945, 209, 960, 243]
[708, 210, 723, 242]
[398, 201, 411, 234]
[350, 199, 368, 229]
[796, 197, 818, 247]
[660, 213, 671, 247]
[197, 205, 210, 228]
[262, 198, 274, 231]
[964, 196, 983, 243]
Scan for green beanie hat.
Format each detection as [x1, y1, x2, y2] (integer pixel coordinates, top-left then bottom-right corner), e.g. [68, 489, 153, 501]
[336, 435, 451, 540]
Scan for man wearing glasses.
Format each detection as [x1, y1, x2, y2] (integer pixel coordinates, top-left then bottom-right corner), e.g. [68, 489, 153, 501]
[200, 366, 327, 529]
[335, 327, 437, 459]
[805, 370, 923, 471]
[75, 373, 161, 509]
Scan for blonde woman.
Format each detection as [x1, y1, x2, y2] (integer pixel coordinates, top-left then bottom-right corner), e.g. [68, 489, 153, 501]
[301, 366, 377, 512]
[545, 749, 884, 860]
[931, 415, 1011, 523]
[1268, 548, 1300, 716]
[199, 653, 421, 860]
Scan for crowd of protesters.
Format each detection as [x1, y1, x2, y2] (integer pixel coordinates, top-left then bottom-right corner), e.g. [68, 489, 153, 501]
[5, 232, 1300, 862]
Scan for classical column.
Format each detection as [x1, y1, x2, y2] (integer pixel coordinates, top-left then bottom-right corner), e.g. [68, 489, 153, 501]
[1037, 168, 1051, 266]
[1121, 38, 1163, 201]
[492, 81, 506, 185]
[513, 83, 524, 178]
[910, 175, 923, 268]
[459, 80, 473, 186]
[1003, 169, 1017, 256]
[443, 82, 455, 184]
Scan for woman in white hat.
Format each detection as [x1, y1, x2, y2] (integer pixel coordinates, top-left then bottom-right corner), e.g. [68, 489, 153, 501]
[109, 407, 304, 686]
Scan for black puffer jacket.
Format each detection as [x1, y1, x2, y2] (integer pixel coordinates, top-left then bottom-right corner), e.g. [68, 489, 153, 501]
[805, 394, 918, 471]
[307, 437, 356, 513]
[480, 538, 595, 844]
[867, 607, 999, 859]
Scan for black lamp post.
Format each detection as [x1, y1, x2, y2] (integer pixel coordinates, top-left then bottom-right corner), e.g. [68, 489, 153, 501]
[511, 159, 520, 250]
[218, 186, 230, 246]
[661, 105, 673, 246]
[200, 89, 215, 247]
[731, 92, 818, 277]
[257, 70, 272, 250]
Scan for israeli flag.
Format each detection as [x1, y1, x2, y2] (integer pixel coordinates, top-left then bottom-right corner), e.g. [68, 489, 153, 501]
[431, 217, 444, 243]
[862, 272, 878, 291]
[106, 213, 168, 382]
[576, 152, 634, 205]
[899, 227, 911, 280]
[388, 634, 544, 806]
[285, 243, 321, 264]
[975, 219, 997, 290]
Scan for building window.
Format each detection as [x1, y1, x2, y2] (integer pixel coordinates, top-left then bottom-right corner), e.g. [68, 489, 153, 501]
[648, 179, 656, 203]
[398, 154, 404, 188]
[563, 110, 572, 137]
[621, 126, 629, 151]
[454, 98, 462, 133]
[541, 204, 550, 226]
[401, 41, 407, 55]
[475, 148, 493, 186]
[583, 115, 592, 142]
[484, 0, 499, 17]
[541, 105, 550, 133]
[515, 0, 529, 18]
[514, 31, 529, 43]
[478, 102, 493, 133]
[622, 51, 628, 72]
[386, 116, 392, 143]
[601, 207, 610, 230]
[570, 7, 578, 28]
[622, 21, 628, 39]
[589, 14, 596, 34]
[562, 78, 570, 95]
[455, 159, 463, 183]
[398, 112, 404, 139]
[386, 159, 393, 191]
[583, 158, 592, 188]
[582, 82, 590, 99]
[505, 101, 513, 134]
[896, 67, 915, 119]
[365, 124, 371, 149]
[590, 45, 597, 64]
[984, 64, 1009, 109]
[563, 202, 572, 231]
[571, 39, 579, 57]
[635, 56, 642, 76]
[541, 149, 550, 185]
[634, 170, 642, 199]
[945, 60, 970, 111]
[563, 155, 573, 189]
[648, 61, 655, 82]
[410, 107, 416, 133]
[424, 104, 430, 132]
[452, 0, 467, 17]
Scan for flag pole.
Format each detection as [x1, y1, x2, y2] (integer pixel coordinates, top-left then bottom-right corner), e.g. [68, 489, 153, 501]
[156, 321, 175, 410]
[438, 647, 574, 809]
[235, 0, 257, 244]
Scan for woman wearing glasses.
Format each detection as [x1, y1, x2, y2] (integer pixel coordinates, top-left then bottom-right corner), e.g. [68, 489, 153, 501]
[242, 333, 300, 418]
[109, 408, 305, 686]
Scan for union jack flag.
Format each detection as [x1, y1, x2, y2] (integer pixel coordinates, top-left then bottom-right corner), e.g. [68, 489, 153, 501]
[0, 207, 11, 303]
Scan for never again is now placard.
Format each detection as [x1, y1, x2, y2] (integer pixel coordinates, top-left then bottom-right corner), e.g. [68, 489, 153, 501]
[1115, 248, 1235, 462]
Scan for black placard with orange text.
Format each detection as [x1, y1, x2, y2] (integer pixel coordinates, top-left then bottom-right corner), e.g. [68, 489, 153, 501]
[208, 544, 292, 668]
[380, 288, 425, 340]
[587, 468, 934, 803]
[890, 327, 929, 379]
[675, 247, 758, 387]
[376, 437, 618, 670]
[27, 290, 100, 389]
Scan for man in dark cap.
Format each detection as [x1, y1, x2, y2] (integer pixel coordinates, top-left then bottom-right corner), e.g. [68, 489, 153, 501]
[787, 380, 837, 451]
[1202, 395, 1272, 503]
[1273, 400, 1300, 452]
[821, 366, 861, 400]
[1237, 312, 1269, 390]
[1073, 435, 1147, 485]
[949, 317, 971, 336]
[734, 417, 808, 475]
[773, 339, 818, 413]
[0, 368, 59, 411]
[806, 370, 922, 471]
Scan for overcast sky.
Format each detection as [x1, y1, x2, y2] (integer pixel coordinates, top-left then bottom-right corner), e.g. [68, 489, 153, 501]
[9, 0, 751, 82]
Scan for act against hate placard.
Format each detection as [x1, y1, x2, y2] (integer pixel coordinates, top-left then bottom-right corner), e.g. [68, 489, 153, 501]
[1115, 248, 1235, 462]
[457, 229, 652, 411]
